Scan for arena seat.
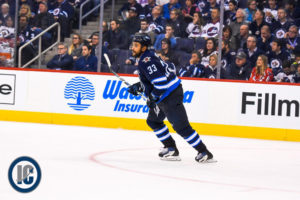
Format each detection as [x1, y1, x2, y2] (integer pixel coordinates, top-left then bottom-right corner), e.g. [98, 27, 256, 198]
[175, 38, 194, 53]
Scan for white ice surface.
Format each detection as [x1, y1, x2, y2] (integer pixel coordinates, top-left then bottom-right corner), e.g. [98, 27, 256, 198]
[0, 121, 300, 200]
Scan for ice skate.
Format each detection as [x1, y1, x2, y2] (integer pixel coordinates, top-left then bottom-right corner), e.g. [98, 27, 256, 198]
[195, 150, 217, 163]
[159, 147, 181, 161]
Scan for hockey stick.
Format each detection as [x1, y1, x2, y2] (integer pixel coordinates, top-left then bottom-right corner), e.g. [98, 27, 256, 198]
[103, 53, 160, 116]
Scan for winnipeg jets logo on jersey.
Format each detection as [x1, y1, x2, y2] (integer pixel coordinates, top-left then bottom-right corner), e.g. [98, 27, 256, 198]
[197, 1, 206, 12]
[207, 27, 218, 37]
[201, 23, 219, 38]
[270, 59, 281, 68]
[53, 8, 61, 16]
[142, 57, 151, 63]
[275, 29, 286, 39]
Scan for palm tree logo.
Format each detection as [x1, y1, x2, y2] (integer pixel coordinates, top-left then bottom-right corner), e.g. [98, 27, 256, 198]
[64, 76, 95, 111]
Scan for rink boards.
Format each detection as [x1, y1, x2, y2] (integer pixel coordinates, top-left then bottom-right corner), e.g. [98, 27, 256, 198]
[0, 68, 299, 141]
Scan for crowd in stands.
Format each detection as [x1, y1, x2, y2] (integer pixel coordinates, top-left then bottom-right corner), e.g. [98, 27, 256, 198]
[0, 0, 99, 67]
[111, 0, 300, 83]
[0, 0, 300, 83]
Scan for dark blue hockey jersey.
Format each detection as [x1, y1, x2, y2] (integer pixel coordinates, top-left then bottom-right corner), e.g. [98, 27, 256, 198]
[138, 50, 181, 103]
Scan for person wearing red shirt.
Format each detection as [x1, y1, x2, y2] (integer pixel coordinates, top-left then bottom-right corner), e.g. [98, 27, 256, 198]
[249, 55, 274, 82]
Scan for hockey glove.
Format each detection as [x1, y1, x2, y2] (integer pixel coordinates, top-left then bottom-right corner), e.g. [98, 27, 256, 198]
[147, 94, 158, 109]
[128, 82, 143, 96]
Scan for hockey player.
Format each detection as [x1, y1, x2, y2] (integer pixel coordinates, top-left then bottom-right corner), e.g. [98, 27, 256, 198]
[127, 33, 214, 163]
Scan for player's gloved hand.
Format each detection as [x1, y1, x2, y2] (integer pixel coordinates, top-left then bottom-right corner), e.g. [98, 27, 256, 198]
[147, 95, 158, 109]
[128, 82, 142, 96]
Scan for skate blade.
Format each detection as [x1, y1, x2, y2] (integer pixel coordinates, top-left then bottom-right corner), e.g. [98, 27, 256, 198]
[160, 156, 181, 161]
[197, 158, 217, 163]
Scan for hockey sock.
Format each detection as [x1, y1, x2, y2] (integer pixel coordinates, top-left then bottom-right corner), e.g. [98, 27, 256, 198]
[184, 131, 207, 152]
[154, 125, 176, 147]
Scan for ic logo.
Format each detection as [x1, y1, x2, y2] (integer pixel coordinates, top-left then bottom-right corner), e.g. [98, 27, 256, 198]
[64, 76, 95, 111]
[8, 156, 41, 193]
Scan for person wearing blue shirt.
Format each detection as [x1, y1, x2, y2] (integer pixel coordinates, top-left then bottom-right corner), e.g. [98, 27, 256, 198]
[127, 33, 215, 163]
[74, 44, 98, 72]
[162, 0, 181, 20]
[153, 24, 177, 50]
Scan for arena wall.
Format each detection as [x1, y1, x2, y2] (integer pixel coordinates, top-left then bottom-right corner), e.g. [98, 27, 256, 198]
[0, 68, 299, 141]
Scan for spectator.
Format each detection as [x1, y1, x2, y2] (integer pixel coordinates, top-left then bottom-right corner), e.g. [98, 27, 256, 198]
[89, 33, 108, 64]
[47, 42, 73, 70]
[181, 0, 199, 24]
[203, 54, 227, 79]
[231, 24, 249, 51]
[201, 8, 220, 39]
[0, 0, 15, 17]
[0, 3, 11, 26]
[196, 0, 210, 19]
[168, 8, 187, 37]
[200, 38, 218, 66]
[147, 5, 166, 35]
[293, 63, 300, 83]
[285, 25, 300, 55]
[68, 33, 83, 61]
[186, 11, 204, 38]
[272, 8, 294, 38]
[124, 7, 141, 37]
[221, 40, 235, 75]
[163, 0, 181, 20]
[119, 0, 143, 19]
[224, 0, 237, 25]
[48, 0, 75, 40]
[244, 35, 264, 66]
[0, 16, 14, 66]
[153, 24, 177, 50]
[32, 2, 55, 32]
[267, 38, 291, 80]
[249, 9, 269, 39]
[32, 2, 55, 47]
[222, 25, 233, 48]
[107, 19, 129, 50]
[263, 0, 278, 23]
[17, 15, 41, 66]
[229, 8, 246, 37]
[1, 16, 14, 38]
[208, 0, 220, 13]
[19, 4, 34, 25]
[138, 19, 155, 44]
[141, 0, 157, 19]
[160, 38, 179, 66]
[249, 55, 273, 82]
[229, 51, 252, 80]
[276, 60, 295, 82]
[284, 0, 300, 21]
[204, 54, 219, 79]
[257, 25, 274, 53]
[245, 0, 257, 23]
[179, 50, 204, 77]
[74, 44, 98, 72]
